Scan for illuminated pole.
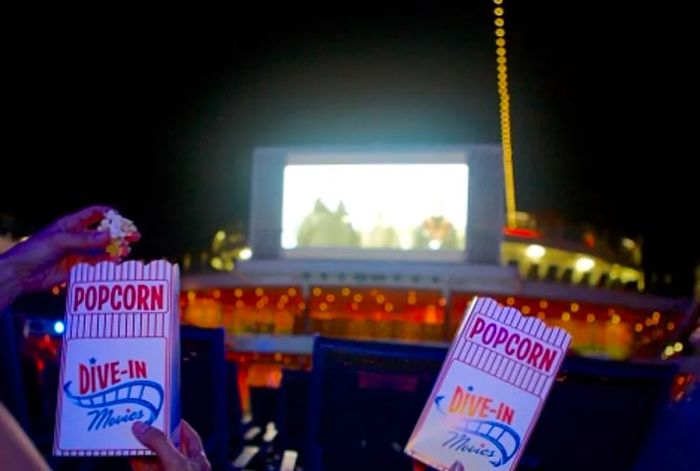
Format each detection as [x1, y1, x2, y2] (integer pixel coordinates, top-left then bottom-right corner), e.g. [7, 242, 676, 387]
[493, 0, 517, 228]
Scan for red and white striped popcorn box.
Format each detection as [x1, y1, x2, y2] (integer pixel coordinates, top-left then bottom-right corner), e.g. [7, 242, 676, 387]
[53, 260, 180, 457]
[405, 296, 572, 470]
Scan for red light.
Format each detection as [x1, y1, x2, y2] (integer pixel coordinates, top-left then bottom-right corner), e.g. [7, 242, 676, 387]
[503, 227, 540, 238]
[584, 233, 596, 248]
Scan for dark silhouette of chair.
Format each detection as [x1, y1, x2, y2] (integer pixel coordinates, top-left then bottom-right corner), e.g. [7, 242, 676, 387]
[527, 263, 540, 280]
[579, 272, 591, 286]
[306, 337, 447, 471]
[276, 369, 311, 457]
[544, 265, 559, 281]
[560, 268, 573, 283]
[597, 273, 609, 288]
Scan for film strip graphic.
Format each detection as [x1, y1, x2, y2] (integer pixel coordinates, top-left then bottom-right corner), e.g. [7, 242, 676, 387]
[433, 394, 522, 467]
[63, 379, 164, 425]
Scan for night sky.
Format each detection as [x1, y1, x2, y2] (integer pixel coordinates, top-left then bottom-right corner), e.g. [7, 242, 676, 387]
[3, 3, 696, 292]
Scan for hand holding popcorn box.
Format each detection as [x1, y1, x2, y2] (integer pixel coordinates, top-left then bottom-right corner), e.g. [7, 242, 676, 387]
[405, 297, 571, 470]
[53, 258, 180, 456]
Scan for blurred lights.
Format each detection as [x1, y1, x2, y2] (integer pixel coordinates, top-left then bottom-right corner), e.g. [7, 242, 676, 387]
[210, 257, 223, 270]
[586, 314, 595, 323]
[525, 244, 546, 259]
[575, 257, 595, 272]
[562, 312, 571, 322]
[611, 314, 621, 325]
[53, 320, 65, 335]
[238, 247, 253, 260]
[674, 342, 684, 353]
[667, 321, 675, 331]
[215, 230, 226, 242]
[622, 238, 636, 250]
[634, 323, 644, 333]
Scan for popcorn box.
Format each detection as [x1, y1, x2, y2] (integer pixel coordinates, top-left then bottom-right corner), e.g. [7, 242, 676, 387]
[405, 297, 571, 470]
[53, 261, 180, 457]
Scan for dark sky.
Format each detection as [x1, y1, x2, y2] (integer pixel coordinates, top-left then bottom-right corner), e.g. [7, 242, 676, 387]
[3, 3, 696, 291]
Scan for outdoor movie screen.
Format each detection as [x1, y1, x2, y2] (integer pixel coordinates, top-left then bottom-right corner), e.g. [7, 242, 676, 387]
[281, 162, 469, 258]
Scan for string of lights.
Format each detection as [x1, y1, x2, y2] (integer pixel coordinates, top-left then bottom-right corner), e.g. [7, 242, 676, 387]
[493, 0, 517, 228]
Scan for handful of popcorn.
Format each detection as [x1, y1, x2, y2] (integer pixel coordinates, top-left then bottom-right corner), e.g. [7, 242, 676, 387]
[97, 210, 139, 258]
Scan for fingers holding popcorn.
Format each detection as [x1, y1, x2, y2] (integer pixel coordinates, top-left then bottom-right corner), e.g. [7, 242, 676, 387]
[97, 210, 140, 260]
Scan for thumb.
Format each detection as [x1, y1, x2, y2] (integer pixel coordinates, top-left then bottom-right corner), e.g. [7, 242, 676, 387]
[449, 462, 465, 471]
[132, 421, 184, 468]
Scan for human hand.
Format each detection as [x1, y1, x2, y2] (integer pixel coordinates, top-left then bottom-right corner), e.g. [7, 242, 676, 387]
[1, 205, 140, 296]
[130, 420, 211, 471]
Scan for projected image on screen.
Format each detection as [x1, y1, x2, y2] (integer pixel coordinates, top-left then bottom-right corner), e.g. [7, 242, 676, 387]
[281, 164, 468, 254]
